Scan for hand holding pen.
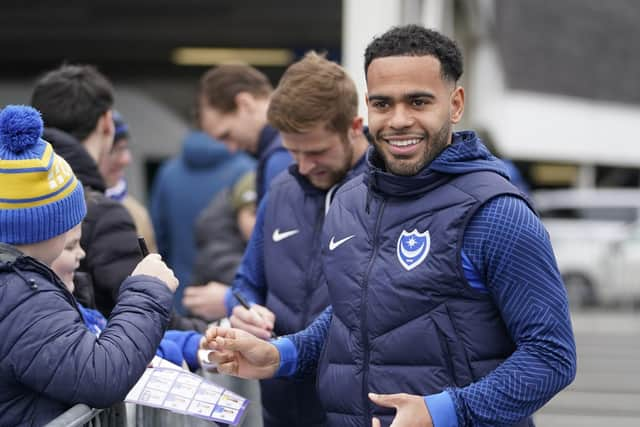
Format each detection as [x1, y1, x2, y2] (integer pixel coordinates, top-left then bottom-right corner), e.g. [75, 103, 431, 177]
[231, 291, 277, 339]
[131, 236, 179, 293]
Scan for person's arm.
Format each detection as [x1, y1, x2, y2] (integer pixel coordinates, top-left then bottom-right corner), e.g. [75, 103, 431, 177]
[206, 305, 333, 379]
[224, 196, 276, 338]
[425, 195, 577, 427]
[9, 273, 174, 408]
[272, 305, 333, 378]
[261, 149, 292, 196]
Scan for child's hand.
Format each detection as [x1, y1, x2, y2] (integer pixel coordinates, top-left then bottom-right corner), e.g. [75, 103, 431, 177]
[132, 254, 179, 292]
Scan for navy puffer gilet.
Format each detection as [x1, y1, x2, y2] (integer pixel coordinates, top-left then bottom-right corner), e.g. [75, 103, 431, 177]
[318, 132, 532, 427]
[261, 159, 365, 427]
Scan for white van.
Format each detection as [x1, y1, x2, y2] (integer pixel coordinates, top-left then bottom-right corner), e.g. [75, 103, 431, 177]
[534, 189, 640, 307]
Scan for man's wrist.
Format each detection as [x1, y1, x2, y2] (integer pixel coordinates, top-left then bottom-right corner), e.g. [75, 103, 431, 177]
[424, 390, 458, 427]
[272, 337, 298, 377]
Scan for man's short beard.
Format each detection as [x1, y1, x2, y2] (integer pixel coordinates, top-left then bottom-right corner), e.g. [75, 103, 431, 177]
[376, 121, 451, 176]
[309, 137, 353, 189]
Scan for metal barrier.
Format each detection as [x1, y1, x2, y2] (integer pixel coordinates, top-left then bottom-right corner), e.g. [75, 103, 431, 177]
[44, 371, 261, 426]
[134, 405, 219, 426]
[44, 402, 126, 427]
[45, 402, 216, 427]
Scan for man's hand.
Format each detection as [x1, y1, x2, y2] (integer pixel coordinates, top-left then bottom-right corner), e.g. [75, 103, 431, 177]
[229, 303, 276, 340]
[369, 393, 433, 427]
[183, 281, 229, 320]
[204, 326, 280, 379]
[131, 254, 178, 292]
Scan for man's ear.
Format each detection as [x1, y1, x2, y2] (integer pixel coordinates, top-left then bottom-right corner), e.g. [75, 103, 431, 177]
[99, 109, 115, 137]
[348, 117, 364, 141]
[450, 86, 465, 124]
[234, 92, 255, 113]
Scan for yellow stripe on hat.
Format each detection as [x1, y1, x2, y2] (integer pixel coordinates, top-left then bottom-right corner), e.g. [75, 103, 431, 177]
[0, 142, 54, 170]
[0, 155, 79, 209]
[0, 176, 79, 209]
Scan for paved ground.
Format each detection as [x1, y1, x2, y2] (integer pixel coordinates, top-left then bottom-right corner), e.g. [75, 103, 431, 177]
[535, 309, 640, 426]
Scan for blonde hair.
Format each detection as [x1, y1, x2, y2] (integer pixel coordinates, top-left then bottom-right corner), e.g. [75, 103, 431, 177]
[267, 51, 358, 134]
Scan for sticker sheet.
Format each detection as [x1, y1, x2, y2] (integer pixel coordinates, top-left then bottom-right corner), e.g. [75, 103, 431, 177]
[126, 357, 249, 425]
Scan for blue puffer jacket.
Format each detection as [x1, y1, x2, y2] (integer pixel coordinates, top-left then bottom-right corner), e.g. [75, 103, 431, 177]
[317, 132, 530, 427]
[0, 243, 173, 427]
[259, 157, 366, 426]
[150, 130, 254, 313]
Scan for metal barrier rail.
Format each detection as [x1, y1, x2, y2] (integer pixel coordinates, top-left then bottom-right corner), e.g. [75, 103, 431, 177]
[44, 371, 261, 426]
[44, 402, 217, 427]
[44, 402, 126, 427]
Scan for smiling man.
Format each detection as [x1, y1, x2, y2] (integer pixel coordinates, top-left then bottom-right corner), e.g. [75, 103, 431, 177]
[223, 52, 369, 427]
[198, 64, 292, 204]
[205, 25, 577, 427]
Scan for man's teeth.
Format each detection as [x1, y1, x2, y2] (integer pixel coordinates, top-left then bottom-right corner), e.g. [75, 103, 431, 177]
[387, 138, 421, 147]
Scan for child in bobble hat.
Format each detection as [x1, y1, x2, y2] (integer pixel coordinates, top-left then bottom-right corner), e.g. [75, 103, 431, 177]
[0, 105, 178, 426]
[51, 224, 207, 371]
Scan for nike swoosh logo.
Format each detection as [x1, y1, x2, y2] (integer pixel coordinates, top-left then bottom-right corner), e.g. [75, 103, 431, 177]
[272, 228, 300, 242]
[329, 234, 355, 251]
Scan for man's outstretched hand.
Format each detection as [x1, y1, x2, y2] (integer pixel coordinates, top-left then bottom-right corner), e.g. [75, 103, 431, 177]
[204, 326, 280, 379]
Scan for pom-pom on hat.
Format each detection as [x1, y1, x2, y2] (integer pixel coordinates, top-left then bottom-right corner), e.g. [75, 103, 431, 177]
[0, 105, 86, 245]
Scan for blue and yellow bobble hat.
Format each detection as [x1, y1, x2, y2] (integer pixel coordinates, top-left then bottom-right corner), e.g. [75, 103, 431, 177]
[0, 105, 86, 245]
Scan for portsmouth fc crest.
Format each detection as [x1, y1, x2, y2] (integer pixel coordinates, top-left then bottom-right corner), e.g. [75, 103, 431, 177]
[396, 229, 430, 271]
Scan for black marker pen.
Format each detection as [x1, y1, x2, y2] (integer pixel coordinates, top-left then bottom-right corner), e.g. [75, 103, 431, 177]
[137, 236, 150, 257]
[233, 291, 277, 339]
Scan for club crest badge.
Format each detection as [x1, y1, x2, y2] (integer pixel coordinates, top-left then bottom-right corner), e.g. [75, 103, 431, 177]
[396, 229, 430, 271]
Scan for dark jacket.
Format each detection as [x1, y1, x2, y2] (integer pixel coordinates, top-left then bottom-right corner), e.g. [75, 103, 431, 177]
[0, 243, 172, 427]
[317, 133, 530, 427]
[258, 156, 366, 427]
[43, 127, 141, 316]
[150, 131, 254, 313]
[192, 188, 246, 286]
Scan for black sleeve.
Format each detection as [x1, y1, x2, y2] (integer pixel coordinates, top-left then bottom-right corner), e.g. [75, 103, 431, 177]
[192, 189, 246, 285]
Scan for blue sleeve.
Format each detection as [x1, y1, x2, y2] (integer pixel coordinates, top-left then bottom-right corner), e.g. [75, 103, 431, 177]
[424, 392, 457, 427]
[156, 339, 184, 367]
[431, 195, 576, 427]
[272, 337, 298, 377]
[276, 305, 332, 378]
[76, 303, 108, 335]
[261, 149, 292, 196]
[225, 195, 269, 315]
[161, 330, 203, 372]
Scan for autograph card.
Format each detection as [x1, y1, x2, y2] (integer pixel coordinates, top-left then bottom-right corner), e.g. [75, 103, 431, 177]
[125, 361, 249, 425]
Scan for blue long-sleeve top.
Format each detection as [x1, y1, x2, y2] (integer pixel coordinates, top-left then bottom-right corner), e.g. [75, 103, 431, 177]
[272, 195, 577, 427]
[224, 196, 270, 313]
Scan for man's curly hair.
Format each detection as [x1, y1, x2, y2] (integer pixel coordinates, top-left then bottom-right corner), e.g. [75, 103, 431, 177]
[364, 24, 463, 83]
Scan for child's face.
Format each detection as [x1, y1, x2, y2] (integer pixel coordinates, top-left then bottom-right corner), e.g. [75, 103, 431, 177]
[15, 232, 67, 267]
[50, 224, 85, 292]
